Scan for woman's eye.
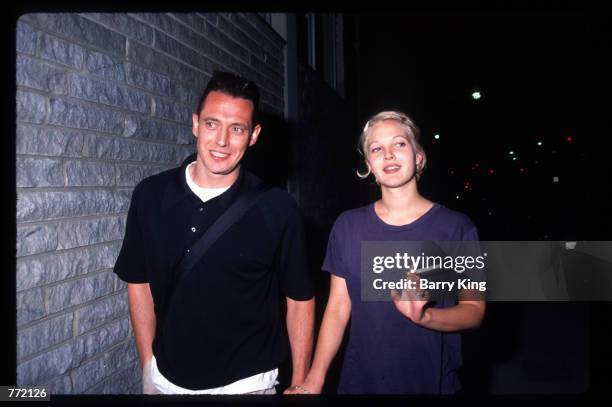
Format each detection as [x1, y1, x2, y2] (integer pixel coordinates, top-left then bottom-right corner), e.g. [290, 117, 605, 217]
[371, 146, 381, 153]
[395, 142, 406, 147]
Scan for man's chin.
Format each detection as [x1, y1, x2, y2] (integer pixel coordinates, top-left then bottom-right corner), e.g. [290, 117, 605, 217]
[209, 165, 240, 177]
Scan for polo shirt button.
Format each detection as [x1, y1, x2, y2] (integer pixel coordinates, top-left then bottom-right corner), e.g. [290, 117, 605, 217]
[199, 207, 204, 212]
[191, 227, 197, 232]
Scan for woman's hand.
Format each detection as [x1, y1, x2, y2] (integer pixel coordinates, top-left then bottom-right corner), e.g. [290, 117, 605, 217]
[391, 271, 429, 324]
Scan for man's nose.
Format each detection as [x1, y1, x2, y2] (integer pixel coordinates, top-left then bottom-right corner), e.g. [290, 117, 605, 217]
[215, 128, 229, 147]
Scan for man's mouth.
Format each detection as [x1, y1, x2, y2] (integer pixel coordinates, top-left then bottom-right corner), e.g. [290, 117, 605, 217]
[210, 150, 230, 160]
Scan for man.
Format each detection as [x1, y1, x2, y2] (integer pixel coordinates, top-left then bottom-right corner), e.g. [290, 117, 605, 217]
[113, 71, 315, 394]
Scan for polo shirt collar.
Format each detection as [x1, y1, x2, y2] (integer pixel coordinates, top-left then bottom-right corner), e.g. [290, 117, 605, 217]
[161, 153, 246, 213]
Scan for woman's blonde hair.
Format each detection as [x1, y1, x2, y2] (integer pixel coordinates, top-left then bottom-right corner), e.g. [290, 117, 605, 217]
[356, 111, 427, 179]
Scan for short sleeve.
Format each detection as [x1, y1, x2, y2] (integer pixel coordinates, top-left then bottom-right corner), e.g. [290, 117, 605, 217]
[277, 204, 315, 300]
[459, 216, 486, 287]
[113, 184, 148, 283]
[321, 215, 347, 279]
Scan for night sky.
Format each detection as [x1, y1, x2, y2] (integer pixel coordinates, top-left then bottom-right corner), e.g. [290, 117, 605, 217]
[353, 11, 611, 240]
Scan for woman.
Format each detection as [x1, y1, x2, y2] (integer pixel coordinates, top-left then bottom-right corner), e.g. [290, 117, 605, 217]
[286, 111, 486, 394]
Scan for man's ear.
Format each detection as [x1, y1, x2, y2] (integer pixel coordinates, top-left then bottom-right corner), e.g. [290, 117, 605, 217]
[192, 113, 199, 138]
[249, 124, 262, 147]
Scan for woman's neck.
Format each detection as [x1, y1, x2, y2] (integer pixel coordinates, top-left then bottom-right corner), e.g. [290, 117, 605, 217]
[375, 183, 433, 226]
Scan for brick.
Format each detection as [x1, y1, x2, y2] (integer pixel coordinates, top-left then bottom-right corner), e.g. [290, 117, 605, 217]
[127, 381, 141, 395]
[17, 55, 69, 95]
[39, 32, 85, 69]
[173, 83, 201, 111]
[44, 374, 73, 395]
[47, 272, 115, 314]
[74, 317, 130, 366]
[134, 13, 201, 47]
[16, 19, 37, 55]
[17, 342, 76, 386]
[125, 63, 201, 108]
[17, 313, 74, 359]
[65, 160, 116, 187]
[82, 133, 178, 163]
[67, 73, 149, 114]
[16, 157, 64, 188]
[75, 293, 127, 335]
[250, 52, 284, 83]
[176, 146, 196, 163]
[71, 339, 137, 393]
[16, 223, 58, 257]
[86, 359, 140, 394]
[114, 188, 133, 212]
[16, 90, 47, 124]
[16, 288, 46, 326]
[153, 30, 215, 73]
[215, 16, 265, 61]
[199, 13, 218, 26]
[114, 274, 128, 291]
[231, 14, 279, 59]
[125, 62, 174, 97]
[177, 126, 195, 145]
[17, 190, 119, 223]
[127, 40, 209, 90]
[152, 97, 191, 123]
[56, 215, 125, 250]
[170, 12, 206, 34]
[240, 13, 284, 55]
[85, 50, 125, 82]
[16, 242, 122, 291]
[16, 124, 84, 157]
[260, 88, 284, 112]
[23, 13, 126, 58]
[123, 115, 190, 144]
[81, 13, 154, 45]
[209, 25, 251, 65]
[48, 98, 125, 135]
[115, 164, 171, 187]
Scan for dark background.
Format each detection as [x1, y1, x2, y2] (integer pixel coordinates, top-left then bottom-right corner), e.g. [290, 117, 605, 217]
[279, 8, 611, 395]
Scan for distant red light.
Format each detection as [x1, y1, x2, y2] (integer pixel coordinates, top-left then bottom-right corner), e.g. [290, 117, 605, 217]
[488, 168, 495, 175]
[566, 135, 573, 142]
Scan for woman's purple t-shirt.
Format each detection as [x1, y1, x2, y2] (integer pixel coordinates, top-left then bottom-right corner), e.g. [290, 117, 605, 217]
[322, 202, 479, 394]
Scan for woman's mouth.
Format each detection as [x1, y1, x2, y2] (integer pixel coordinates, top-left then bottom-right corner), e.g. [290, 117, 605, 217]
[383, 165, 401, 174]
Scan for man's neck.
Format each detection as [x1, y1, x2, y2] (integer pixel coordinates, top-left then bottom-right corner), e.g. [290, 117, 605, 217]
[190, 162, 240, 189]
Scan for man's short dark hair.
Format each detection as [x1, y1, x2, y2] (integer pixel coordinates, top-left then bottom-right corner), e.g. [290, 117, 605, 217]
[196, 70, 260, 123]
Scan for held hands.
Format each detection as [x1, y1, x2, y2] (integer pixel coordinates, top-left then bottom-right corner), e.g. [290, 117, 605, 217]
[391, 271, 429, 324]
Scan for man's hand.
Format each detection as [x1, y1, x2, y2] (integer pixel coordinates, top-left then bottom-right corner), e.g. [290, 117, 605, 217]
[286, 297, 315, 387]
[142, 358, 157, 394]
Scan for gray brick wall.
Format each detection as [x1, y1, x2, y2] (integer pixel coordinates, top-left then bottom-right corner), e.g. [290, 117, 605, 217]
[16, 12, 285, 394]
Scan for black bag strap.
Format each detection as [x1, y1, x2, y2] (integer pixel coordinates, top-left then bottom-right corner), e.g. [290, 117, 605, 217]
[158, 180, 270, 337]
[175, 181, 270, 278]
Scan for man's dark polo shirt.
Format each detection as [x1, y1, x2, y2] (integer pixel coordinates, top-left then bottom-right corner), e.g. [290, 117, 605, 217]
[113, 155, 314, 390]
